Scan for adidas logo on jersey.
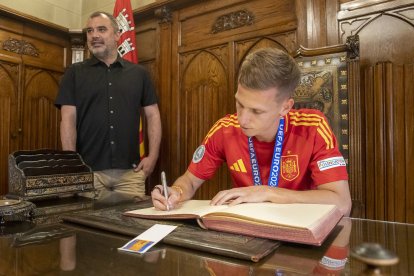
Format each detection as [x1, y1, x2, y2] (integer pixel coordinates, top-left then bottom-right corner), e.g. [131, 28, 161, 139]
[230, 159, 247, 173]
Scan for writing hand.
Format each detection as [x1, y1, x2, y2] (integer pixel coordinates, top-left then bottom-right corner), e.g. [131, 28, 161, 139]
[151, 185, 181, 210]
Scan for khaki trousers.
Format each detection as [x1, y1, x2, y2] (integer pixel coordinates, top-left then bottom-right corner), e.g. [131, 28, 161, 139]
[83, 169, 146, 202]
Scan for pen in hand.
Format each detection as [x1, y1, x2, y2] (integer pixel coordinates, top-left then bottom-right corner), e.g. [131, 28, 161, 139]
[161, 171, 169, 211]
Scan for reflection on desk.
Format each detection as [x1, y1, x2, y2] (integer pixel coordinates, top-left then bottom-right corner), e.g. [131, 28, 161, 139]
[0, 216, 413, 275]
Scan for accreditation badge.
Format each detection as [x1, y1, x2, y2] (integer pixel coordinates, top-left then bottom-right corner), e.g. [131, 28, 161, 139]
[281, 155, 299, 181]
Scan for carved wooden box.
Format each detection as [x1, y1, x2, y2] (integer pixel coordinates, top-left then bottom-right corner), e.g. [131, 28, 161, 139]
[8, 149, 94, 200]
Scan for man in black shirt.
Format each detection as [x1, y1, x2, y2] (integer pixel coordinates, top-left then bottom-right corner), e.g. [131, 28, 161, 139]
[55, 11, 161, 201]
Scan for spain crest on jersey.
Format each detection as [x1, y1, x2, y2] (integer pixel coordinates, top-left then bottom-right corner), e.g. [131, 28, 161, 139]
[281, 155, 299, 181]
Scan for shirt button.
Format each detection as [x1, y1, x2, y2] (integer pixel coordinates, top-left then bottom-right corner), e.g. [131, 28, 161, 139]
[110, 125, 114, 129]
[109, 96, 113, 100]
[111, 141, 115, 145]
[109, 82, 112, 86]
[110, 110, 114, 114]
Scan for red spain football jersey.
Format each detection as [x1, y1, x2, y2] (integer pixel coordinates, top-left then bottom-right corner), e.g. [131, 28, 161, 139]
[188, 109, 348, 190]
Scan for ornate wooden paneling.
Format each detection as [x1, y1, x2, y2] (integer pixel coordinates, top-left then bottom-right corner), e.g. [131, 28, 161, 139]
[174, 0, 302, 199]
[405, 64, 414, 223]
[339, 0, 414, 222]
[338, 1, 414, 65]
[133, 0, 413, 222]
[295, 0, 340, 48]
[0, 60, 19, 195]
[21, 67, 61, 150]
[179, 0, 296, 51]
[0, 7, 69, 194]
[135, 15, 164, 192]
[235, 33, 297, 63]
[179, 47, 233, 199]
[364, 62, 414, 223]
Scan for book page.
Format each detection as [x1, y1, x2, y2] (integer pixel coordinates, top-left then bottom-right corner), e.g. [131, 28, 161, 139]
[125, 200, 229, 218]
[205, 203, 336, 229]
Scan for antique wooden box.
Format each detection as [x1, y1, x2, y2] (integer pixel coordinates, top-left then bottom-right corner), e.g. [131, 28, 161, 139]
[8, 149, 94, 200]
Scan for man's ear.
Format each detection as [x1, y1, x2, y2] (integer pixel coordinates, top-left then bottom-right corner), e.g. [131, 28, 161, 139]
[280, 98, 294, 116]
[114, 31, 121, 42]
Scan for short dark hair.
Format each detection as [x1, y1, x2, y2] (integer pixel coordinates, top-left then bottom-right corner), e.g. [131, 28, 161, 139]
[88, 11, 119, 33]
[238, 48, 301, 100]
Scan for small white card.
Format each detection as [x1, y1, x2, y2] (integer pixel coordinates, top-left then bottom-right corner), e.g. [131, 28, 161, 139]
[118, 224, 177, 254]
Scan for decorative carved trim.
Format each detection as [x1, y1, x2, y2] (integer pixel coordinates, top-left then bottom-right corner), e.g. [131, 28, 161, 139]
[339, 5, 414, 43]
[339, 16, 372, 43]
[212, 10, 254, 34]
[155, 6, 172, 24]
[2, 38, 39, 57]
[69, 29, 85, 49]
[387, 6, 414, 25]
[345, 35, 360, 60]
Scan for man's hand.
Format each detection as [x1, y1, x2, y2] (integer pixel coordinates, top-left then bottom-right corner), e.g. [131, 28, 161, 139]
[211, 181, 352, 216]
[151, 185, 181, 210]
[134, 156, 157, 177]
[211, 186, 280, 206]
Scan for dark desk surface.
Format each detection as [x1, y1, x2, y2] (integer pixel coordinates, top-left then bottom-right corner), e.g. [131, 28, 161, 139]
[1, 200, 413, 275]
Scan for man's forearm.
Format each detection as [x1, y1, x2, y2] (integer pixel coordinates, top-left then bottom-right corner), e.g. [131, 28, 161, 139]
[147, 126, 161, 159]
[145, 110, 162, 160]
[60, 121, 76, 151]
[171, 170, 206, 202]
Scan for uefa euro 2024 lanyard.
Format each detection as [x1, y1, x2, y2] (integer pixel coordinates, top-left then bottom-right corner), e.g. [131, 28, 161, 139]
[248, 117, 285, 187]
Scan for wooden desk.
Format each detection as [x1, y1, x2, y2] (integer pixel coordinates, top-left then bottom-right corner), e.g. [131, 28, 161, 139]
[1, 215, 413, 275]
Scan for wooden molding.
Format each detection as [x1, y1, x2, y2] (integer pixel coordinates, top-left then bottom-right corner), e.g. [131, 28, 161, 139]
[294, 35, 360, 60]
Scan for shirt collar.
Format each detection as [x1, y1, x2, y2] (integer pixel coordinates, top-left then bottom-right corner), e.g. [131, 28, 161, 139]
[86, 55, 126, 67]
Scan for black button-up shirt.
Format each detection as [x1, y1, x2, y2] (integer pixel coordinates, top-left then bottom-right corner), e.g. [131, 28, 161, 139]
[55, 56, 158, 171]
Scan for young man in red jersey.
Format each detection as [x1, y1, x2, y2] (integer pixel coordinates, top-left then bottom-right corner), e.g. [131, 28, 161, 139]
[152, 48, 352, 216]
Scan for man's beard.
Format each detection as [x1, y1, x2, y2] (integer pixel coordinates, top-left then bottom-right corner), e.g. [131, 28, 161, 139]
[90, 46, 109, 59]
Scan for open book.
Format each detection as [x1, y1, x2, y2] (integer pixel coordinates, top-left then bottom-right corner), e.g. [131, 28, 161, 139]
[123, 200, 343, 246]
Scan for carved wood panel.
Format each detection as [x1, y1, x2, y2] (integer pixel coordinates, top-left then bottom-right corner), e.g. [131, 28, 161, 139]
[364, 62, 414, 223]
[339, 1, 414, 223]
[0, 60, 19, 195]
[0, 9, 69, 195]
[179, 47, 233, 199]
[21, 67, 62, 151]
[339, 3, 414, 65]
[179, 0, 296, 51]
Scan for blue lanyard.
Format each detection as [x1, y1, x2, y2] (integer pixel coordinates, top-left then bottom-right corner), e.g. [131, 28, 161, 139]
[248, 118, 285, 187]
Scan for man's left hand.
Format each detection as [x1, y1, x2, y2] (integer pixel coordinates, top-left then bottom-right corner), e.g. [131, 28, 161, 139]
[210, 186, 276, 206]
[134, 156, 157, 177]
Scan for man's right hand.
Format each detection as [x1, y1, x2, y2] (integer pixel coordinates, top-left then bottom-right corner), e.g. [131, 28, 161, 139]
[151, 185, 181, 210]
